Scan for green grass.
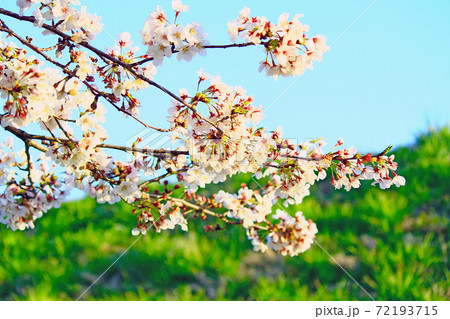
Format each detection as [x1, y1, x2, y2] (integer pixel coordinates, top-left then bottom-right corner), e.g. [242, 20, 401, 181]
[0, 127, 448, 300]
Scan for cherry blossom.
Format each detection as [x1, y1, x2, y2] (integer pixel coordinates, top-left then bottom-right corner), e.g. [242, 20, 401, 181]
[0, 1, 405, 257]
[227, 8, 330, 79]
[172, 0, 189, 14]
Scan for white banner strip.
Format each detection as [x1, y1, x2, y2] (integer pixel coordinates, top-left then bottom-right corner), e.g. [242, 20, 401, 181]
[1, 301, 449, 319]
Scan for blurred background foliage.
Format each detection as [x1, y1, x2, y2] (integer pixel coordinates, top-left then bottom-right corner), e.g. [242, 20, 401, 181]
[0, 127, 448, 300]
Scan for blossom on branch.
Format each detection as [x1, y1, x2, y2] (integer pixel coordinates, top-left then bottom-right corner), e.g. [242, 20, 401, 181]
[228, 8, 330, 79]
[0, 1, 405, 257]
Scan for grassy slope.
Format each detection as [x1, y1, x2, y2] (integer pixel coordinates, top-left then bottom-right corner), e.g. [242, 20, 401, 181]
[0, 127, 448, 300]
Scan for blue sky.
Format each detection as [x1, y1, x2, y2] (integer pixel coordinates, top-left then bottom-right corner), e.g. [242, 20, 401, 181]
[1, 0, 449, 154]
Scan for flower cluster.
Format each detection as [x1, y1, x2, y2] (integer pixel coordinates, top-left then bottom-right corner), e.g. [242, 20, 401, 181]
[250, 137, 406, 211]
[215, 186, 273, 228]
[0, 137, 70, 231]
[247, 210, 318, 257]
[331, 149, 406, 191]
[16, 0, 103, 43]
[140, 1, 209, 65]
[166, 70, 277, 191]
[100, 32, 157, 116]
[1, 38, 69, 128]
[228, 8, 330, 79]
[258, 138, 329, 205]
[130, 185, 189, 236]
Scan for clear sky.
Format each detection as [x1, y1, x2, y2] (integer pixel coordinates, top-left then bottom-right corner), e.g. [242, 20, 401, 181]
[1, 0, 449, 155]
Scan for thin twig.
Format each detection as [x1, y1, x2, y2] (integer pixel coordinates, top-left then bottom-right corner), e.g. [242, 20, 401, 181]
[23, 141, 36, 190]
[138, 168, 188, 188]
[129, 42, 256, 67]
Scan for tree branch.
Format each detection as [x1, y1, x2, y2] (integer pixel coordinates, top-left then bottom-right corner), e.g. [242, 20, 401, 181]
[129, 42, 256, 67]
[0, 115, 48, 152]
[0, 8, 223, 133]
[138, 168, 188, 188]
[0, 20, 175, 132]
